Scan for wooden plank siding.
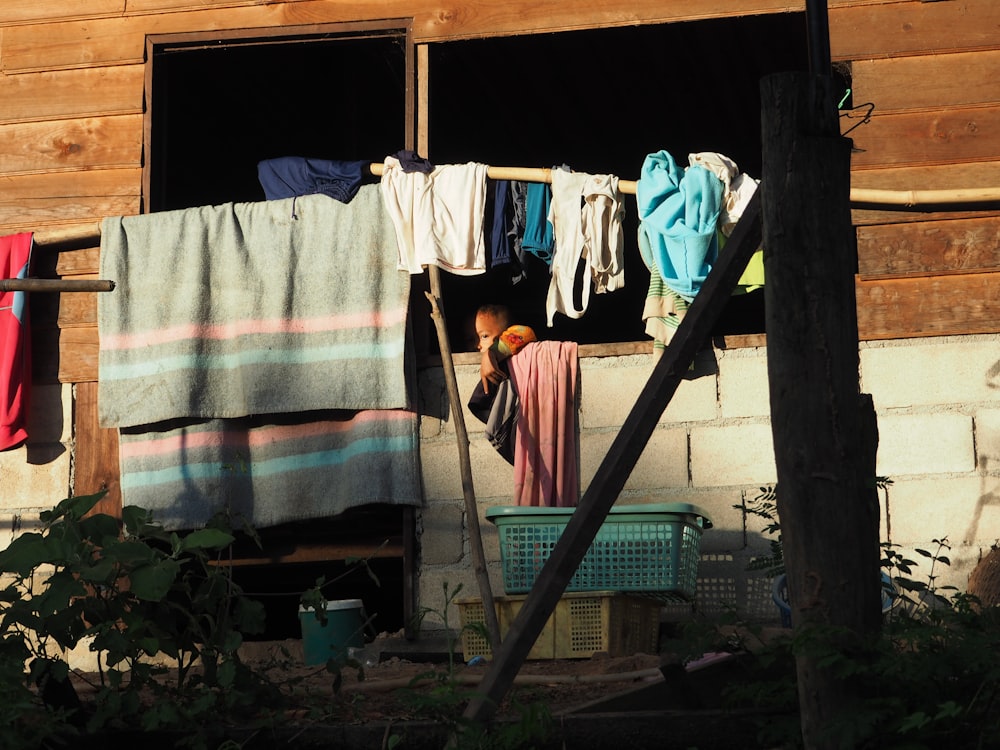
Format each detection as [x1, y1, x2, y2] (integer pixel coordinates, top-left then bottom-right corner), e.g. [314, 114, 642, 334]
[0, 169, 140, 232]
[0, 115, 142, 175]
[835, 0, 1000, 340]
[856, 272, 1000, 340]
[1, 0, 999, 386]
[849, 105, 1000, 170]
[857, 216, 1000, 278]
[0, 66, 144, 124]
[850, 50, 1000, 114]
[71, 381, 122, 517]
[829, 0, 1000, 61]
[0, 1, 810, 74]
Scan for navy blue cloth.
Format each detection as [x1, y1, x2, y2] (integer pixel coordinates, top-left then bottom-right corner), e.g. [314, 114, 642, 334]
[257, 157, 369, 203]
[488, 179, 513, 268]
[392, 150, 434, 174]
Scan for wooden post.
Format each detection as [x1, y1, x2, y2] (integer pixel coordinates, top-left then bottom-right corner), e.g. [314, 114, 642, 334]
[760, 71, 882, 749]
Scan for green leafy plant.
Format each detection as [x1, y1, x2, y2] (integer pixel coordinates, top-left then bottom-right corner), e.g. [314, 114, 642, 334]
[0, 492, 287, 746]
[722, 536, 1000, 749]
[740, 484, 785, 577]
[739, 477, 895, 578]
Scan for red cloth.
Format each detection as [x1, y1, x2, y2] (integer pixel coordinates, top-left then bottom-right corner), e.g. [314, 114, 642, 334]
[1, 232, 33, 451]
[508, 340, 579, 507]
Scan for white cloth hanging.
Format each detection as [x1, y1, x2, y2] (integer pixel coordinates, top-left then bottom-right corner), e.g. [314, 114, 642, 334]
[379, 156, 489, 276]
[545, 170, 625, 326]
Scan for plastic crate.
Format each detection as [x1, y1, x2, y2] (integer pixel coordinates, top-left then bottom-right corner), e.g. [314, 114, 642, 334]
[457, 591, 661, 660]
[485, 503, 712, 601]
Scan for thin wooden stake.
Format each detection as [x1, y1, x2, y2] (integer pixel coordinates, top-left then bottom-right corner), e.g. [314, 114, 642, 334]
[424, 265, 503, 652]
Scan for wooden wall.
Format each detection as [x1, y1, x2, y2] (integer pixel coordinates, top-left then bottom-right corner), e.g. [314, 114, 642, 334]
[2, 0, 999, 378]
[830, 0, 1000, 339]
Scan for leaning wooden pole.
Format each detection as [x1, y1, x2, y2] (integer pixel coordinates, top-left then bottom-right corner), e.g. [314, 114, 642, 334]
[424, 265, 503, 651]
[760, 71, 882, 750]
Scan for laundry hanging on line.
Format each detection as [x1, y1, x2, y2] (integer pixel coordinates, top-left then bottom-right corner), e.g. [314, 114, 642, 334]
[0, 232, 33, 451]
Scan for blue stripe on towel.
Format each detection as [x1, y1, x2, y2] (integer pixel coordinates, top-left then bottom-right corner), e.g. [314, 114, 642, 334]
[121, 435, 416, 490]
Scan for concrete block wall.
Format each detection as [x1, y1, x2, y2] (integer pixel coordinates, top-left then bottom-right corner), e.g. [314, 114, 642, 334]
[0, 384, 73, 552]
[3, 336, 1000, 637]
[415, 333, 1000, 631]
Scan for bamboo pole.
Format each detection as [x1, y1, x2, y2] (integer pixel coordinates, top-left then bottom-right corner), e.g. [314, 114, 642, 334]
[23, 175, 1000, 251]
[850, 186, 1000, 206]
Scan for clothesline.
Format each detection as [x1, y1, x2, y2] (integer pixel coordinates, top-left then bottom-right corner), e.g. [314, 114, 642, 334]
[23, 158, 1000, 252]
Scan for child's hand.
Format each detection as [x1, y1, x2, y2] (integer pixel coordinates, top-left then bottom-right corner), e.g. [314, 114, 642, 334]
[480, 348, 506, 394]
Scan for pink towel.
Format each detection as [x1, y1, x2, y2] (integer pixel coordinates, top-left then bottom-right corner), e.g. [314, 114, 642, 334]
[1, 232, 33, 451]
[508, 340, 579, 507]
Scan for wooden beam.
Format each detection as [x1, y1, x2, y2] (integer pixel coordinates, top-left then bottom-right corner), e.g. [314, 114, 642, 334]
[0, 278, 114, 292]
[462, 188, 763, 725]
[761, 70, 882, 749]
[73, 381, 122, 517]
[210, 540, 405, 567]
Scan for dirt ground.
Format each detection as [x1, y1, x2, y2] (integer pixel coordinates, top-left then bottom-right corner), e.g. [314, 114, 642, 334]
[260, 638, 668, 723]
[65, 638, 669, 726]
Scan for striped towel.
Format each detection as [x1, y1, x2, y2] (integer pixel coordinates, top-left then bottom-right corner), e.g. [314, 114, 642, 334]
[98, 186, 409, 428]
[118, 409, 421, 531]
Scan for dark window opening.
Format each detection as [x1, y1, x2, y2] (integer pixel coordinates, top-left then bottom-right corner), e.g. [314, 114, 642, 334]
[147, 27, 410, 212]
[428, 15, 811, 350]
[145, 25, 413, 640]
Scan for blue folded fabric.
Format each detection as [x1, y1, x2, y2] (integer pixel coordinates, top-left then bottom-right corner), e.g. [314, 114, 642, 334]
[636, 150, 723, 300]
[521, 182, 554, 265]
[257, 156, 369, 203]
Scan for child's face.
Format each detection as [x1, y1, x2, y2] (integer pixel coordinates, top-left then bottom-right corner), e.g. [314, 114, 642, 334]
[475, 312, 506, 352]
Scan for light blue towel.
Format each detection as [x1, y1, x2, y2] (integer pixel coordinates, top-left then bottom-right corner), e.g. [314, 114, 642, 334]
[636, 150, 723, 300]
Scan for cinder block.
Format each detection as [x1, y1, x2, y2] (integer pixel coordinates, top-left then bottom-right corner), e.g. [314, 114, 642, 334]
[975, 409, 1000, 471]
[627, 428, 690, 490]
[861, 338, 1000, 409]
[690, 423, 777, 487]
[0, 446, 71, 511]
[875, 413, 975, 476]
[885, 476, 990, 546]
[578, 427, 688, 494]
[579, 359, 716, 428]
[27, 384, 72, 444]
[681, 489, 746, 553]
[467, 441, 516, 499]
[419, 503, 465, 565]
[718, 352, 770, 418]
[418, 441, 466, 501]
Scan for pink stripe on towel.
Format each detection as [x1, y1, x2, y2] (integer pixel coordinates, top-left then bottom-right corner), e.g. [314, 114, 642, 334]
[119, 410, 413, 459]
[509, 340, 579, 507]
[101, 307, 408, 350]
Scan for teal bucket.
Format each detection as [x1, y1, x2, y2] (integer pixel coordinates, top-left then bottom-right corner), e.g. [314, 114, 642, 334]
[298, 599, 365, 666]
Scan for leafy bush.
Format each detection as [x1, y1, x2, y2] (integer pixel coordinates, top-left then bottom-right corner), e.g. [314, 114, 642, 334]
[0, 492, 286, 747]
[722, 538, 1000, 749]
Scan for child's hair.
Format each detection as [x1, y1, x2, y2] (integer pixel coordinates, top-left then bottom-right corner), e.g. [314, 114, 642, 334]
[476, 303, 512, 329]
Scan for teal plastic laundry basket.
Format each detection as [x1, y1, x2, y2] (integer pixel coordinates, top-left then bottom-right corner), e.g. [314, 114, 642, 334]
[485, 503, 712, 602]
